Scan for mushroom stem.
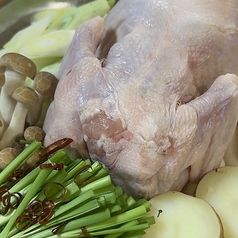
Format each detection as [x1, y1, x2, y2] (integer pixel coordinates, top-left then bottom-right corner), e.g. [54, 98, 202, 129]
[0, 86, 39, 149]
[0, 53, 37, 131]
[26, 94, 44, 125]
[0, 103, 28, 149]
[0, 68, 5, 89]
[0, 70, 26, 126]
[0, 113, 5, 139]
[28, 71, 58, 126]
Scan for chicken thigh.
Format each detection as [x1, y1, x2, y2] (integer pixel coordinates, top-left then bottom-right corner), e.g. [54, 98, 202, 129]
[43, 0, 238, 198]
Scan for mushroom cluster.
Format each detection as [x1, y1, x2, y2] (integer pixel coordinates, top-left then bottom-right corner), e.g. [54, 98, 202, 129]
[0, 52, 58, 165]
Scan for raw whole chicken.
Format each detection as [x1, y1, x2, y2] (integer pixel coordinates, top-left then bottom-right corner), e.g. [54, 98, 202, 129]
[43, 0, 238, 198]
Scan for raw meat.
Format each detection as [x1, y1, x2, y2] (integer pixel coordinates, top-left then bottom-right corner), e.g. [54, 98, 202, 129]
[43, 0, 238, 198]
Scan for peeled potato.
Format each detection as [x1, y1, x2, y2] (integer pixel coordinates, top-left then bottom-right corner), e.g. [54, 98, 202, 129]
[142, 191, 222, 238]
[195, 166, 238, 238]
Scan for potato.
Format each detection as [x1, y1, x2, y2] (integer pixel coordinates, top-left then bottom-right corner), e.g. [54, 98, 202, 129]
[195, 166, 238, 238]
[142, 191, 222, 238]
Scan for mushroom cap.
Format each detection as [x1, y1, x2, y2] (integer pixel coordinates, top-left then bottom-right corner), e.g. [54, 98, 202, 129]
[34, 71, 58, 98]
[0, 53, 37, 79]
[0, 147, 20, 170]
[12, 140, 25, 154]
[0, 68, 5, 87]
[26, 151, 41, 166]
[12, 86, 39, 106]
[24, 126, 45, 142]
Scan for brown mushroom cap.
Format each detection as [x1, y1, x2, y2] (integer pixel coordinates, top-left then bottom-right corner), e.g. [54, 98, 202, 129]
[24, 126, 45, 142]
[0, 53, 37, 79]
[0, 147, 20, 170]
[34, 71, 58, 98]
[26, 151, 41, 166]
[12, 86, 39, 106]
[12, 140, 25, 154]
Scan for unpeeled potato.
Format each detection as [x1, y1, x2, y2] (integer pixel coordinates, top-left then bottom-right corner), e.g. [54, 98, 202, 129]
[195, 166, 238, 238]
[142, 191, 223, 238]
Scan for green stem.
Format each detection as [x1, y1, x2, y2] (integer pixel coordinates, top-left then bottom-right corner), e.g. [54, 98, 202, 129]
[0, 167, 54, 238]
[0, 141, 41, 184]
[86, 205, 147, 232]
[107, 0, 116, 8]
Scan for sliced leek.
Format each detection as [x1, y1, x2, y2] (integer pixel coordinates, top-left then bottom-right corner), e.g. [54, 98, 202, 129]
[19, 30, 75, 59]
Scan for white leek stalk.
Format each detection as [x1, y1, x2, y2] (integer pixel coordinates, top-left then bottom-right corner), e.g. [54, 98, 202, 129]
[19, 30, 75, 59]
[3, 17, 53, 53]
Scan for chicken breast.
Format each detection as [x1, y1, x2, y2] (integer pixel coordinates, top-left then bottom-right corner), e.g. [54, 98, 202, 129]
[43, 0, 238, 198]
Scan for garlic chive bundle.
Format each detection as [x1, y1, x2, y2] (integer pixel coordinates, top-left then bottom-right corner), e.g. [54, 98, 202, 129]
[0, 140, 154, 238]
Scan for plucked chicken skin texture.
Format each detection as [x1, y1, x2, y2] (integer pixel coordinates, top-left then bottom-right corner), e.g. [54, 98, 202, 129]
[43, 0, 238, 198]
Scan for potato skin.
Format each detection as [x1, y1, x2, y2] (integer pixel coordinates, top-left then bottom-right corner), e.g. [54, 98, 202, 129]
[142, 191, 222, 238]
[195, 166, 238, 238]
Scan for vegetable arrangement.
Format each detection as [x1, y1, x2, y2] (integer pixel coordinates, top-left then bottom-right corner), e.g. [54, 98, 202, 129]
[142, 165, 238, 238]
[0, 3, 155, 232]
[1, 2, 158, 237]
[142, 191, 223, 238]
[0, 53, 57, 151]
[0, 0, 238, 237]
[0, 0, 116, 159]
[0, 138, 155, 238]
[0, 0, 115, 75]
[195, 166, 238, 238]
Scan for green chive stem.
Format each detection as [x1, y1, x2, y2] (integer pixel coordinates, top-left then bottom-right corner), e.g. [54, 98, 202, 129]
[0, 141, 41, 184]
[0, 167, 54, 238]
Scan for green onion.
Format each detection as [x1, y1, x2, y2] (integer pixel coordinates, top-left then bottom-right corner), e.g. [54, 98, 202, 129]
[0, 140, 155, 238]
[19, 30, 75, 59]
[0, 2, 157, 236]
[3, 17, 52, 52]
[0, 141, 41, 184]
[44, 0, 111, 32]
[107, 0, 116, 8]
[2, 0, 115, 73]
[0, 166, 54, 238]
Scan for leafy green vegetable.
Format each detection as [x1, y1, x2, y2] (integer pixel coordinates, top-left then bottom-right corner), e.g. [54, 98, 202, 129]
[1, 0, 115, 73]
[0, 2, 146, 236]
[0, 140, 155, 238]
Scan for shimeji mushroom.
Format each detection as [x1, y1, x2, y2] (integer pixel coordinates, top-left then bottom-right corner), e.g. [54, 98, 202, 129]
[0, 53, 37, 133]
[24, 125, 45, 143]
[1, 86, 39, 149]
[27, 71, 58, 125]
[0, 68, 5, 88]
[23, 126, 45, 166]
[0, 69, 5, 138]
[12, 140, 25, 154]
[0, 113, 5, 141]
[0, 147, 20, 170]
[26, 150, 41, 166]
[34, 71, 58, 98]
